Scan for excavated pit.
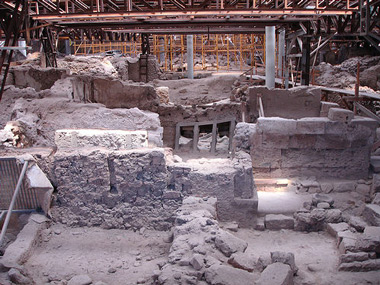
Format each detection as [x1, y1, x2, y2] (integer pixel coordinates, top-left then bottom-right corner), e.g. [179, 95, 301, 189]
[1, 54, 380, 285]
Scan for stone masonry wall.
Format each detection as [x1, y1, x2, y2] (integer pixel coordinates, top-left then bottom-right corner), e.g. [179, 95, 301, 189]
[235, 110, 378, 179]
[11, 66, 68, 92]
[52, 148, 177, 231]
[52, 148, 257, 230]
[247, 86, 321, 121]
[71, 75, 160, 112]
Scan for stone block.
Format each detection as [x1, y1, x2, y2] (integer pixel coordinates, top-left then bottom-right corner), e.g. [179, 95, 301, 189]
[348, 216, 367, 232]
[328, 108, 354, 123]
[370, 156, 380, 173]
[338, 237, 357, 254]
[270, 252, 298, 274]
[55, 129, 148, 151]
[296, 117, 328, 134]
[204, 264, 255, 285]
[356, 184, 371, 196]
[315, 134, 350, 150]
[362, 204, 380, 226]
[325, 121, 348, 135]
[265, 214, 294, 230]
[340, 252, 370, 264]
[372, 193, 380, 205]
[333, 181, 357, 193]
[214, 231, 248, 257]
[312, 193, 334, 206]
[228, 252, 256, 272]
[262, 133, 289, 149]
[338, 259, 380, 272]
[288, 134, 317, 149]
[355, 227, 380, 253]
[351, 117, 379, 131]
[326, 222, 350, 237]
[256, 262, 294, 285]
[0, 214, 49, 268]
[257, 117, 297, 135]
[320, 102, 339, 117]
[372, 174, 380, 193]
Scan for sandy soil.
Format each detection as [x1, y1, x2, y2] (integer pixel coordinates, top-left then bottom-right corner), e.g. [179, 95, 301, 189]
[24, 224, 170, 284]
[232, 229, 380, 285]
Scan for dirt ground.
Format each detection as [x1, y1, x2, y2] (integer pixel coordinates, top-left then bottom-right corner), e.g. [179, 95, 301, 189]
[24, 224, 170, 285]
[21, 223, 380, 285]
[233, 229, 380, 285]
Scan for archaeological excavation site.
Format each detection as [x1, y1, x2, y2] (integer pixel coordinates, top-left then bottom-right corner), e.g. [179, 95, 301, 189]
[1, 1, 380, 284]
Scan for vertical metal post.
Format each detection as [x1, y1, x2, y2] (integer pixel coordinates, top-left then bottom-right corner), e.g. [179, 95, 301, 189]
[301, 36, 311, 86]
[278, 29, 285, 78]
[265, 26, 276, 88]
[187, 35, 194, 79]
[0, 160, 29, 246]
[354, 62, 360, 115]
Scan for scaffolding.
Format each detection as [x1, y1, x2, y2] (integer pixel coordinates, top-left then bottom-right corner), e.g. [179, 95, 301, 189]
[72, 34, 266, 73]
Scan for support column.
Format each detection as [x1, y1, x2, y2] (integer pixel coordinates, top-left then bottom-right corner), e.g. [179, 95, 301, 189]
[187, 35, 194, 79]
[301, 36, 311, 86]
[265, 26, 275, 88]
[278, 29, 285, 78]
[65, 39, 71, 55]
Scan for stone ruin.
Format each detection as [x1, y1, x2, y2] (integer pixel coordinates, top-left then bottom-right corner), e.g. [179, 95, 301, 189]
[1, 57, 380, 285]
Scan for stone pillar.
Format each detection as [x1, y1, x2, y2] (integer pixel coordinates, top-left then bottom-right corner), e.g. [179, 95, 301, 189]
[265, 26, 275, 88]
[187, 35, 194, 79]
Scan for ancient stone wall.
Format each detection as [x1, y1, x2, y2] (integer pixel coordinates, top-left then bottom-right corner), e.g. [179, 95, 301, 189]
[167, 152, 257, 227]
[158, 101, 242, 148]
[235, 109, 378, 179]
[247, 86, 321, 121]
[71, 75, 160, 111]
[52, 148, 177, 230]
[52, 146, 256, 230]
[10, 97, 163, 147]
[10, 66, 68, 92]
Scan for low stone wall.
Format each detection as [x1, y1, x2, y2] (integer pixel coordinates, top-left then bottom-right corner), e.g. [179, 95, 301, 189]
[247, 86, 321, 121]
[10, 97, 163, 147]
[71, 75, 160, 112]
[167, 152, 257, 227]
[10, 66, 68, 92]
[235, 109, 378, 179]
[51, 148, 256, 230]
[55, 129, 148, 151]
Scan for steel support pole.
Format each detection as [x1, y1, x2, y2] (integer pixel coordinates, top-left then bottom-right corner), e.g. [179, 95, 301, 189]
[265, 26, 275, 88]
[187, 35, 194, 79]
[278, 29, 285, 78]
